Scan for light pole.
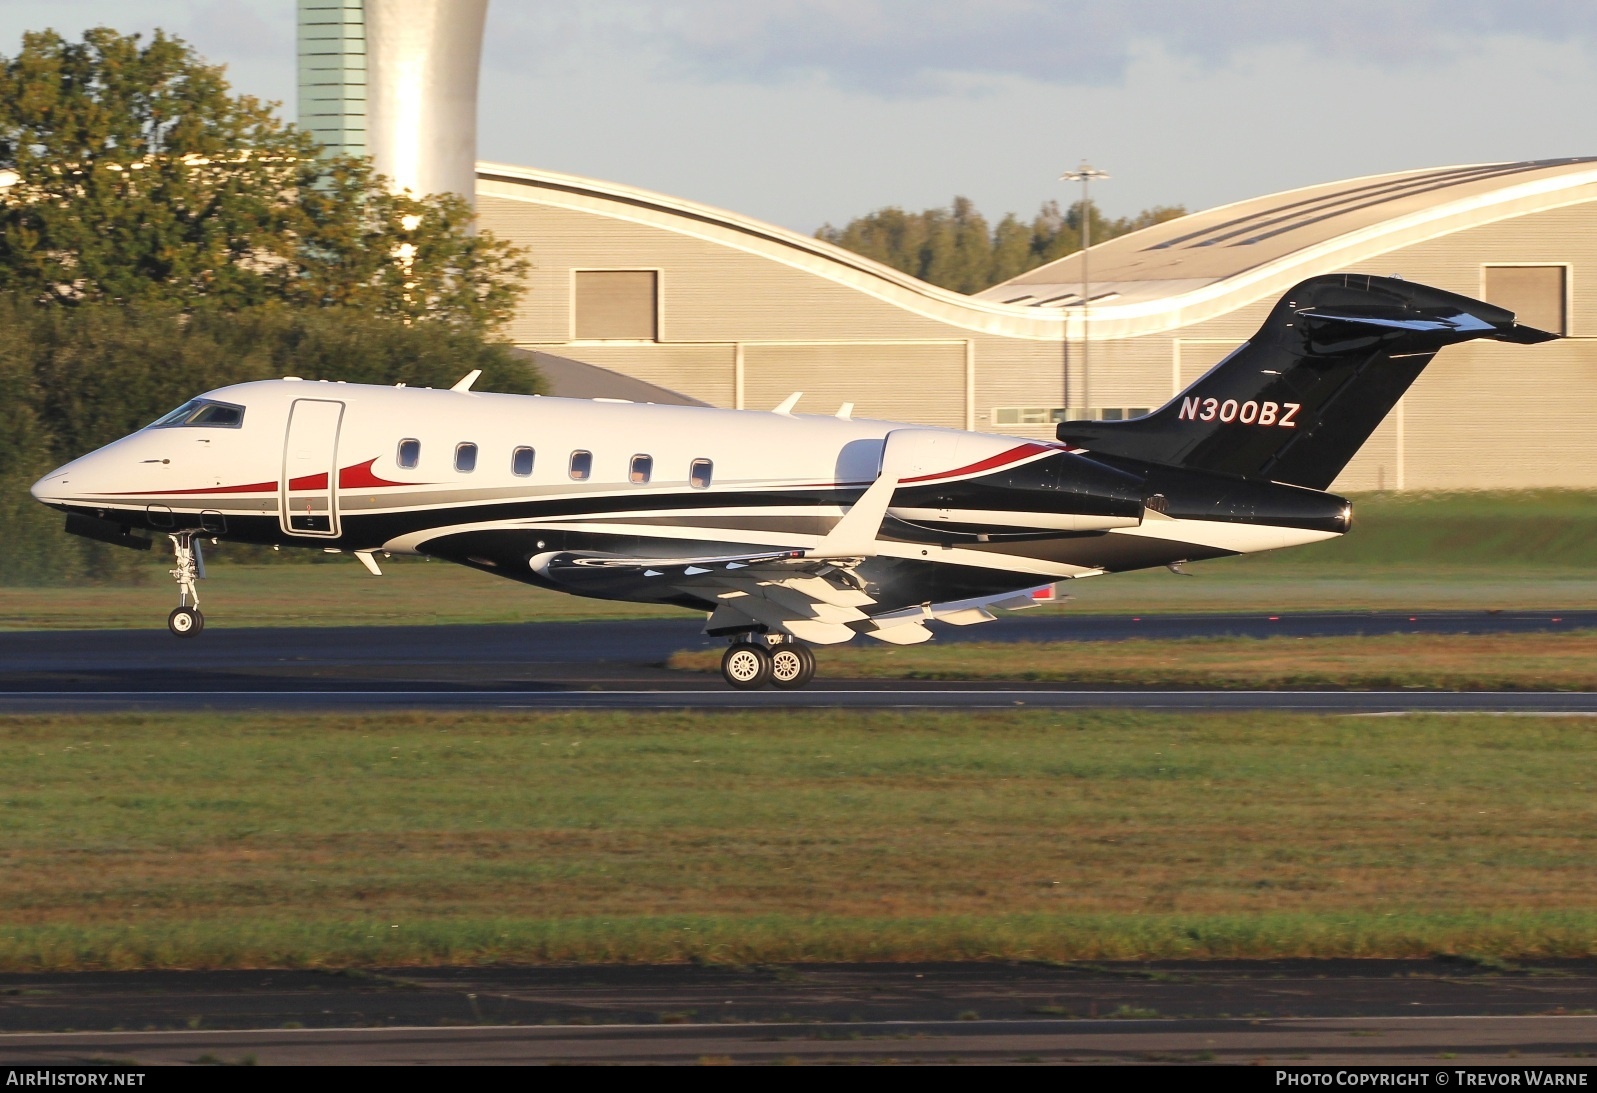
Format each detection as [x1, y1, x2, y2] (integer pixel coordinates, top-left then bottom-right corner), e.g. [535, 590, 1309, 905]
[1059, 161, 1109, 415]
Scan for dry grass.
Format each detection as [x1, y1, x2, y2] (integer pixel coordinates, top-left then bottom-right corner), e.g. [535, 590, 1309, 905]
[671, 630, 1597, 690]
[0, 559, 693, 630]
[2, 708, 1597, 968]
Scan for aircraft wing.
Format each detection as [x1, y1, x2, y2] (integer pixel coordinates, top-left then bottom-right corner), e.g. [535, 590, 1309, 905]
[531, 547, 1049, 646]
[531, 472, 1049, 644]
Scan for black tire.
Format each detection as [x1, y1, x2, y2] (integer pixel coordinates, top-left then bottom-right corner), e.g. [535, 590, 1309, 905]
[168, 606, 204, 637]
[769, 643, 816, 689]
[720, 643, 772, 689]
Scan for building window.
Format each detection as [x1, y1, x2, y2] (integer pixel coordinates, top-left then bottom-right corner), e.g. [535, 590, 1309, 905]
[512, 447, 535, 477]
[574, 270, 658, 341]
[397, 439, 420, 469]
[629, 454, 653, 484]
[454, 443, 478, 473]
[992, 407, 1151, 426]
[569, 450, 592, 480]
[1484, 265, 1566, 335]
[690, 459, 713, 489]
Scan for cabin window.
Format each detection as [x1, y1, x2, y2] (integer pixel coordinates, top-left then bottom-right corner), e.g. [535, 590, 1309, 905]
[629, 454, 652, 484]
[573, 270, 658, 341]
[569, 450, 592, 480]
[512, 447, 535, 477]
[454, 443, 478, 473]
[397, 439, 421, 469]
[150, 398, 246, 429]
[690, 459, 713, 489]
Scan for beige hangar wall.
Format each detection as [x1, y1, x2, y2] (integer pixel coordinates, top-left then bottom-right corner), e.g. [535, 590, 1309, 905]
[477, 179, 1597, 492]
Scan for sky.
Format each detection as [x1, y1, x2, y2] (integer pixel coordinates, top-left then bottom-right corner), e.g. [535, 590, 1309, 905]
[2, 1, 1595, 234]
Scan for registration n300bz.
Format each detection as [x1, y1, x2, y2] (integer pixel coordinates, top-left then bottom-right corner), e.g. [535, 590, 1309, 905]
[1179, 397, 1301, 427]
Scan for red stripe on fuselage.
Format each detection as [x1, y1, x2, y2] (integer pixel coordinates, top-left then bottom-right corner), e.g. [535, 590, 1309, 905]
[99, 457, 420, 497]
[899, 444, 1054, 484]
[338, 458, 415, 489]
[102, 480, 276, 496]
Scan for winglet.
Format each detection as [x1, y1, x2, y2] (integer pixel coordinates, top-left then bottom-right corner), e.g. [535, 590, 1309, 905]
[772, 391, 802, 415]
[810, 473, 897, 558]
[450, 369, 483, 392]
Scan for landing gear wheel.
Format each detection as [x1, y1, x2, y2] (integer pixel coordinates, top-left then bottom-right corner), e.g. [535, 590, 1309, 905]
[721, 643, 772, 689]
[769, 643, 816, 689]
[168, 606, 204, 637]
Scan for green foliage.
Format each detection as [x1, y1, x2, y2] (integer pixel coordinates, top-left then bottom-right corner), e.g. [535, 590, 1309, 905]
[0, 26, 542, 584]
[0, 297, 542, 584]
[0, 27, 529, 328]
[817, 196, 1186, 293]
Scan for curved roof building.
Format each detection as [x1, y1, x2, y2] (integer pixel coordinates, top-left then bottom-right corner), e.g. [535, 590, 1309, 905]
[477, 157, 1597, 491]
[976, 158, 1597, 335]
[293, 4, 1593, 489]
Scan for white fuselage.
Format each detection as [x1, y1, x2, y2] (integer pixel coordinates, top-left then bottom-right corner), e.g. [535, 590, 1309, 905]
[32, 379, 1343, 640]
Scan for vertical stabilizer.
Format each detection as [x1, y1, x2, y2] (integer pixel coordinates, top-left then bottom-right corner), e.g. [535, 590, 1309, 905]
[1056, 274, 1557, 489]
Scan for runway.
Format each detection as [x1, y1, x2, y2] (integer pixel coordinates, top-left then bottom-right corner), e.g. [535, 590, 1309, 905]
[6, 688, 1596, 713]
[9, 1015, 1597, 1065]
[1, 610, 1592, 713]
[3, 959, 1596, 1064]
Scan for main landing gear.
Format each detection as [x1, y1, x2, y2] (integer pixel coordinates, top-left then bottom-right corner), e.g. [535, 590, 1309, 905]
[166, 531, 205, 637]
[720, 637, 817, 690]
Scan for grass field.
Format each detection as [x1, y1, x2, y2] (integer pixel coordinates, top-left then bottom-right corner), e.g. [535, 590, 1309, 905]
[1, 491, 1593, 629]
[3, 708, 1597, 970]
[671, 631, 1597, 690]
[0, 558, 691, 631]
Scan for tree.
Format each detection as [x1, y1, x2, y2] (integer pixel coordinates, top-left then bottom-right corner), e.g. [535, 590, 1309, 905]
[0, 27, 528, 328]
[817, 196, 1189, 293]
[0, 297, 542, 583]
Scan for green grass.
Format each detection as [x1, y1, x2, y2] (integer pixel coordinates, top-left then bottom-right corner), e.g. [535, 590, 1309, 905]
[671, 630, 1597, 690]
[3, 708, 1597, 969]
[1056, 487, 1597, 614]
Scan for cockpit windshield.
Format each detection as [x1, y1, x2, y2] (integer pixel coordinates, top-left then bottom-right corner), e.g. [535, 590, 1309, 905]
[148, 399, 246, 429]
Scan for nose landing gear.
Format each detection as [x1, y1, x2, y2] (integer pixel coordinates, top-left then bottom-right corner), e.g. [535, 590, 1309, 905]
[718, 637, 816, 689]
[166, 531, 205, 637]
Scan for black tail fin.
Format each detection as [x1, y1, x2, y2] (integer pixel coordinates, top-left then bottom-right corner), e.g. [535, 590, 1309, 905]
[1056, 274, 1557, 489]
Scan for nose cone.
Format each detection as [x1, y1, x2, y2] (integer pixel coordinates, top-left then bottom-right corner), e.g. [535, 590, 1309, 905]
[30, 466, 72, 507]
[29, 450, 108, 509]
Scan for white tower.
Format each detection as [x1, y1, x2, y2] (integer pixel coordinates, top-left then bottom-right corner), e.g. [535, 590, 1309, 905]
[295, 0, 488, 205]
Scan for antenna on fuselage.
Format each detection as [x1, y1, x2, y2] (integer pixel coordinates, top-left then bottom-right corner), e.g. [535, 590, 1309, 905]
[772, 392, 802, 415]
[450, 369, 482, 392]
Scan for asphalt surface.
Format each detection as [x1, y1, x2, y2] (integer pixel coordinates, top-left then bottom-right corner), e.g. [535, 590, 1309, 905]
[3, 960, 1596, 1064]
[4, 620, 1595, 1063]
[1, 610, 1593, 713]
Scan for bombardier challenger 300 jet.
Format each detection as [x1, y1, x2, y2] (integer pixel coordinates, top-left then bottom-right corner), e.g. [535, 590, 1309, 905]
[32, 275, 1556, 689]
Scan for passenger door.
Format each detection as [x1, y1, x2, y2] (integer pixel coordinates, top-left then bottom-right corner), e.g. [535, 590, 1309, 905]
[280, 399, 344, 538]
